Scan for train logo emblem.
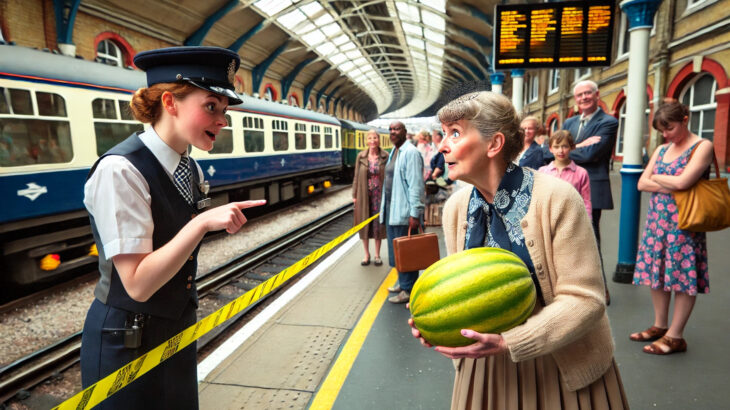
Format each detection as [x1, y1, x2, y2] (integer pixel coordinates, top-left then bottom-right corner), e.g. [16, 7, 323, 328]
[207, 165, 216, 177]
[17, 183, 48, 201]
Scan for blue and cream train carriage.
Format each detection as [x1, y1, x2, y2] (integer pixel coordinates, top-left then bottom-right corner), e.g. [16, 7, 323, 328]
[0, 44, 367, 299]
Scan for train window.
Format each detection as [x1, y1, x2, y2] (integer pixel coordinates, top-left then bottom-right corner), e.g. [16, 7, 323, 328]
[324, 127, 332, 148]
[93, 98, 143, 156]
[0, 88, 9, 113]
[93, 123, 143, 155]
[311, 124, 321, 149]
[209, 114, 233, 154]
[118, 100, 135, 121]
[0, 119, 73, 166]
[36, 92, 67, 117]
[272, 120, 288, 151]
[92, 98, 117, 119]
[335, 129, 339, 148]
[9, 88, 33, 115]
[295, 123, 306, 150]
[243, 116, 265, 152]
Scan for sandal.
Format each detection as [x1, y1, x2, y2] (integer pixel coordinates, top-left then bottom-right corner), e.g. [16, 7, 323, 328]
[630, 326, 668, 342]
[374, 257, 383, 266]
[643, 335, 687, 355]
[361, 258, 370, 266]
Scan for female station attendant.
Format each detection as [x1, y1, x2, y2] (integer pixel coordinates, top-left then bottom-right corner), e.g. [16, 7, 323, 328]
[80, 47, 265, 409]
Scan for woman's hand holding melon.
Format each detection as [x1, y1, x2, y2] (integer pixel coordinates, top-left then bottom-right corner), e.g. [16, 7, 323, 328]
[408, 318, 508, 358]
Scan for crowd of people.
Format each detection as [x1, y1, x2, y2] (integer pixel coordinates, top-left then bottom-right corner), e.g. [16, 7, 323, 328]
[351, 81, 715, 408]
[75, 44, 716, 408]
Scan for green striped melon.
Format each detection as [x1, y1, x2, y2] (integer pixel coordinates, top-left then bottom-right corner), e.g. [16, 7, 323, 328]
[410, 247, 536, 347]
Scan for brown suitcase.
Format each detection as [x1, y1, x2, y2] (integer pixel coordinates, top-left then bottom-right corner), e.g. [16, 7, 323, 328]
[392, 227, 440, 272]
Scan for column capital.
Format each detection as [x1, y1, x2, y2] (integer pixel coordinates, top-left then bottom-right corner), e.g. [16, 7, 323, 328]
[490, 72, 505, 85]
[510, 69, 525, 78]
[620, 0, 662, 30]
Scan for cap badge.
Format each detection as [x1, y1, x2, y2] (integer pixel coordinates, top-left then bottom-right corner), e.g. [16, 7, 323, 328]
[227, 59, 236, 86]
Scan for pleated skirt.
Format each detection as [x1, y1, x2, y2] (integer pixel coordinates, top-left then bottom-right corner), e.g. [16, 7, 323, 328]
[451, 353, 628, 410]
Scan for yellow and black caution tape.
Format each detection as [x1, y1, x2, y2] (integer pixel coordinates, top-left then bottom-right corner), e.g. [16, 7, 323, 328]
[53, 213, 380, 410]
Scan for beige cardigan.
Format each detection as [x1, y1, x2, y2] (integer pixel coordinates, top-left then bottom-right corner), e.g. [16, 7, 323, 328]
[442, 171, 614, 391]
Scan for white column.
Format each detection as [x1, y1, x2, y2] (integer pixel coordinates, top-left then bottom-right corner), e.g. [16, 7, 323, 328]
[511, 69, 525, 114]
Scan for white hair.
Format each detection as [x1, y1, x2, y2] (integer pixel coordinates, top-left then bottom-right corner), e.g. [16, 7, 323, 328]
[573, 80, 598, 95]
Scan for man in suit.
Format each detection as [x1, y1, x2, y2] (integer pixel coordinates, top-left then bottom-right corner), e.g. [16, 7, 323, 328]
[547, 80, 617, 304]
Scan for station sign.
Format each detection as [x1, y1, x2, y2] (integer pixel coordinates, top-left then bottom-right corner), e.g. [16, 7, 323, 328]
[494, 0, 615, 70]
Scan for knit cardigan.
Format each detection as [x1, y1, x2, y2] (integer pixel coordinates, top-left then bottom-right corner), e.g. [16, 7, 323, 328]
[442, 171, 615, 391]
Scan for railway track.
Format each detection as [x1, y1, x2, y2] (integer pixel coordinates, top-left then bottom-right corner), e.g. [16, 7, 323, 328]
[0, 204, 354, 405]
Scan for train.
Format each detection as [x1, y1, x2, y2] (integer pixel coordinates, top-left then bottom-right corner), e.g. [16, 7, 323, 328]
[0, 44, 391, 301]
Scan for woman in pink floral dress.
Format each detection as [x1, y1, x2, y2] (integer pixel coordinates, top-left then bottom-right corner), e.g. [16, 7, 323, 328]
[632, 101, 714, 355]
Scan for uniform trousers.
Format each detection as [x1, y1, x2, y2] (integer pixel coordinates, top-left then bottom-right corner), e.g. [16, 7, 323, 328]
[81, 299, 198, 409]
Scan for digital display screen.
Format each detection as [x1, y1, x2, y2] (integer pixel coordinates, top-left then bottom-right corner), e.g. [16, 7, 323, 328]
[494, 0, 614, 69]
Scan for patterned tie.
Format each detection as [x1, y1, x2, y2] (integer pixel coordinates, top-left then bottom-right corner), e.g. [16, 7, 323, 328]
[173, 155, 194, 205]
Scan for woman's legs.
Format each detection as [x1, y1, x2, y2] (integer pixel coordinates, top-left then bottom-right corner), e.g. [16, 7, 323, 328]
[643, 290, 696, 354]
[651, 288, 671, 329]
[374, 239, 381, 259]
[361, 238, 370, 261]
[630, 288, 670, 340]
[666, 292, 696, 339]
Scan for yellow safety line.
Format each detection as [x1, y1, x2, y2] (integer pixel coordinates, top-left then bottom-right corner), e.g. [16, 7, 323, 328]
[53, 214, 380, 410]
[309, 268, 398, 410]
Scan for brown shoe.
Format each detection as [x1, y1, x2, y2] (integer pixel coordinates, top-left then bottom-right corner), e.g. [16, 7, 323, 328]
[630, 326, 668, 342]
[388, 290, 410, 304]
[643, 335, 687, 355]
[387, 284, 401, 293]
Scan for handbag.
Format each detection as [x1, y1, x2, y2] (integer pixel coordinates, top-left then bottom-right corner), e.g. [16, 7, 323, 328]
[392, 226, 440, 272]
[672, 143, 730, 232]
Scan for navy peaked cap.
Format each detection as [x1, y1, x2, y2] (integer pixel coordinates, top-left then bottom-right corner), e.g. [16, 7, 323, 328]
[134, 46, 242, 105]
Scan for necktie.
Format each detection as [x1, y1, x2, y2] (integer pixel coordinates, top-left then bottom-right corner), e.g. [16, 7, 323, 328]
[577, 117, 586, 139]
[173, 155, 194, 205]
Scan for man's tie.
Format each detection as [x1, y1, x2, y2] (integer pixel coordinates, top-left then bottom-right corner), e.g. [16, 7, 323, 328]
[173, 155, 194, 205]
[577, 117, 586, 140]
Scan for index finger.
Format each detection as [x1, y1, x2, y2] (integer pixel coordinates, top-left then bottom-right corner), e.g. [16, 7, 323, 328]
[234, 200, 267, 209]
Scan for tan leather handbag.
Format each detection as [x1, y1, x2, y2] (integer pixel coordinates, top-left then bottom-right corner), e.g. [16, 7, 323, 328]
[673, 144, 730, 232]
[392, 226, 440, 272]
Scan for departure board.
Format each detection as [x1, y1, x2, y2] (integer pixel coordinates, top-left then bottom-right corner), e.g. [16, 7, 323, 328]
[494, 0, 614, 70]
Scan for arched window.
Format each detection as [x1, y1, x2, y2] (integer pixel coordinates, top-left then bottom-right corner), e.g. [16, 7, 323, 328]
[96, 39, 123, 67]
[680, 74, 717, 141]
[549, 118, 559, 136]
[615, 97, 650, 156]
[288, 94, 299, 107]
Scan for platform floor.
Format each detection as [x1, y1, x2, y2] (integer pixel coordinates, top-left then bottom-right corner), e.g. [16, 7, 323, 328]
[199, 172, 730, 409]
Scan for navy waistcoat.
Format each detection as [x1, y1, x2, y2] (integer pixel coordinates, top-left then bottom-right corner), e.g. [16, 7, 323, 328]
[87, 133, 205, 320]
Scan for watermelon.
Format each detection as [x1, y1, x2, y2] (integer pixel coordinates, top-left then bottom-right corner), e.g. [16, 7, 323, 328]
[410, 247, 536, 347]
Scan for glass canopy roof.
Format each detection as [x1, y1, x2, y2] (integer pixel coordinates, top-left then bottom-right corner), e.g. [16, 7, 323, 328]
[253, 0, 449, 118]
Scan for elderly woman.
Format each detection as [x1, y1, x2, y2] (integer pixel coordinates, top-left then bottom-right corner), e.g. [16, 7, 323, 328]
[352, 129, 389, 266]
[409, 92, 627, 409]
[517, 115, 544, 169]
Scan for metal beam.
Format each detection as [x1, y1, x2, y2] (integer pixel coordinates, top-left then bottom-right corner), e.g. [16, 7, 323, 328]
[184, 0, 239, 46]
[281, 58, 314, 101]
[228, 21, 265, 52]
[447, 43, 490, 76]
[53, 0, 81, 44]
[303, 67, 329, 109]
[326, 85, 342, 111]
[252, 40, 290, 94]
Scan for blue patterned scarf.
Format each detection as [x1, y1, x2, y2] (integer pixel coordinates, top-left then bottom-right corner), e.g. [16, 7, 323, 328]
[464, 164, 544, 305]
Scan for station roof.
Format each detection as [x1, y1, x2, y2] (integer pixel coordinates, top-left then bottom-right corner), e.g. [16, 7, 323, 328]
[82, 0, 496, 120]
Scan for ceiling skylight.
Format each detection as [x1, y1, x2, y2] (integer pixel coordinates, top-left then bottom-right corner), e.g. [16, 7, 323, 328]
[253, 0, 392, 113]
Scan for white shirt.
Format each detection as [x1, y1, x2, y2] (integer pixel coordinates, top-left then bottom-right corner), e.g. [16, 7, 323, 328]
[84, 128, 203, 259]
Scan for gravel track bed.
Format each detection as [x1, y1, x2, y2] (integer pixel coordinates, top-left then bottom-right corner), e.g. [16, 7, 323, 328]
[0, 189, 351, 369]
